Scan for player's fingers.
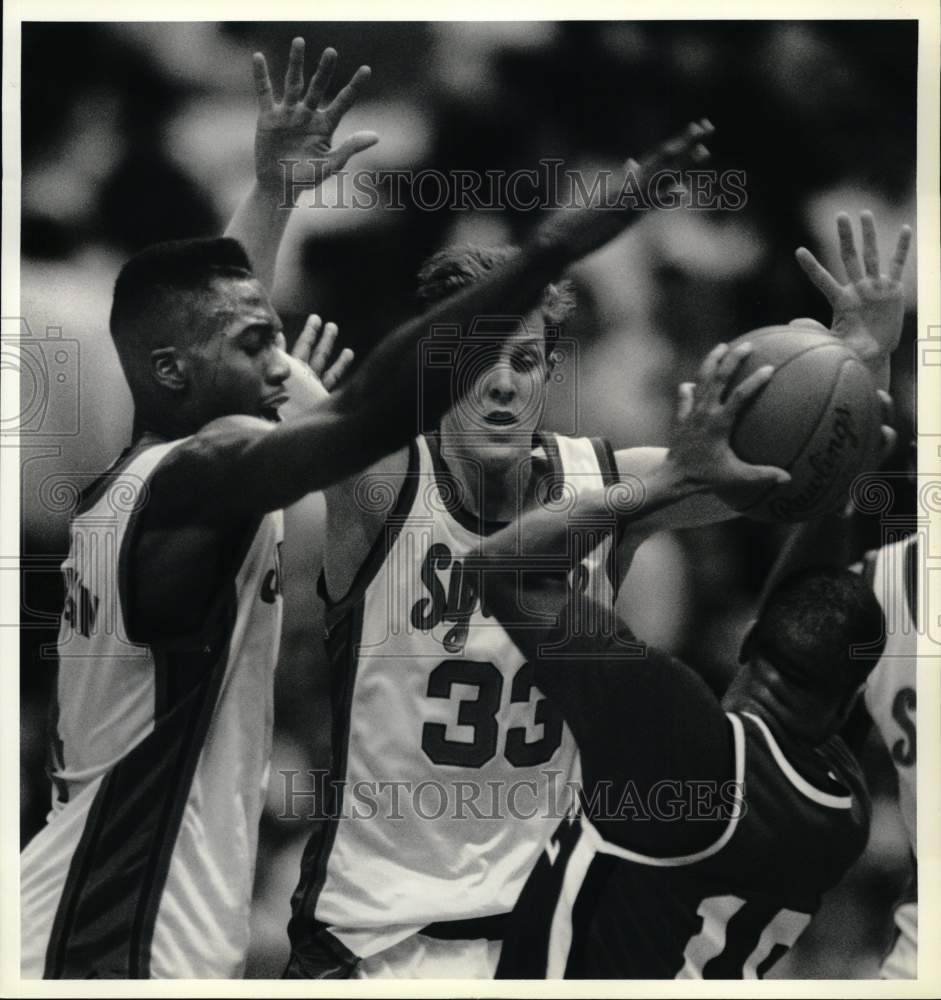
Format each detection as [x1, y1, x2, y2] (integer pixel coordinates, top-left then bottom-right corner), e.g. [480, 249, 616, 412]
[860, 211, 880, 279]
[324, 65, 372, 127]
[705, 342, 752, 409]
[733, 458, 792, 485]
[876, 388, 895, 429]
[283, 37, 306, 104]
[697, 342, 729, 387]
[322, 348, 355, 391]
[675, 382, 695, 423]
[788, 317, 829, 332]
[304, 46, 338, 108]
[252, 53, 275, 113]
[889, 224, 913, 282]
[726, 364, 774, 417]
[645, 119, 712, 172]
[310, 321, 340, 375]
[329, 131, 380, 170]
[293, 314, 322, 361]
[878, 425, 898, 464]
[836, 212, 864, 283]
[794, 247, 843, 303]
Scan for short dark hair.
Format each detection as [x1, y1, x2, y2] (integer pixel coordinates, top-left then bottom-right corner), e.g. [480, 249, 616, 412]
[110, 237, 254, 348]
[750, 568, 885, 698]
[416, 244, 576, 359]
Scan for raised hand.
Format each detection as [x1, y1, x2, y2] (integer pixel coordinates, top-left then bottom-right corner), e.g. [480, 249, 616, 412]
[795, 212, 912, 382]
[666, 342, 791, 506]
[252, 37, 378, 196]
[534, 119, 715, 260]
[278, 314, 355, 419]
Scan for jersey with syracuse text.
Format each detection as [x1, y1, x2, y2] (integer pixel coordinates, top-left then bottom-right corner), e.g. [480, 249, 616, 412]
[862, 536, 918, 976]
[21, 433, 284, 979]
[496, 711, 870, 979]
[290, 432, 620, 961]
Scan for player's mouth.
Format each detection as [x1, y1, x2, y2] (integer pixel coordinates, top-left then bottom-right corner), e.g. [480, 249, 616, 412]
[259, 393, 289, 422]
[483, 410, 518, 426]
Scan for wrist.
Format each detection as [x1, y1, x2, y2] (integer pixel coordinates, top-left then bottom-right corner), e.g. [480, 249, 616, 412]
[654, 452, 709, 500]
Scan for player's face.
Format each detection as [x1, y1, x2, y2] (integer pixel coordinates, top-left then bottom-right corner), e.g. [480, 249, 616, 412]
[438, 311, 551, 467]
[726, 657, 844, 743]
[185, 277, 291, 424]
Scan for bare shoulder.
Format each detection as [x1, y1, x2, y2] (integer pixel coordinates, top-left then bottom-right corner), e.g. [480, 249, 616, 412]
[323, 444, 411, 600]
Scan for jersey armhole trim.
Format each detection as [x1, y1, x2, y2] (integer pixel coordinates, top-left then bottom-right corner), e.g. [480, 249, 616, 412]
[589, 712, 746, 867]
[116, 440, 187, 647]
[741, 711, 853, 809]
[320, 438, 421, 627]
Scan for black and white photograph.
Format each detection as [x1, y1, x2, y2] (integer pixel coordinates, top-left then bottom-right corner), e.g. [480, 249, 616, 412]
[2, 4, 939, 989]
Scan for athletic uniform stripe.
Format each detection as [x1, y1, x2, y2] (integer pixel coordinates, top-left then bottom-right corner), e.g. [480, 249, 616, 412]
[593, 714, 746, 867]
[29, 430, 282, 979]
[546, 830, 596, 978]
[904, 535, 918, 629]
[318, 439, 421, 630]
[589, 436, 622, 590]
[742, 712, 852, 809]
[286, 602, 366, 973]
[43, 602, 235, 978]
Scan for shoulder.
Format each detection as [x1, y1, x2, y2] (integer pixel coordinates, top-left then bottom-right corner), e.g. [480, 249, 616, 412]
[141, 417, 274, 526]
[156, 415, 271, 476]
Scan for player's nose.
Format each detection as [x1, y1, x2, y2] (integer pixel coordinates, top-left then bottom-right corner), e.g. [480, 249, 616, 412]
[267, 348, 291, 386]
[485, 362, 516, 404]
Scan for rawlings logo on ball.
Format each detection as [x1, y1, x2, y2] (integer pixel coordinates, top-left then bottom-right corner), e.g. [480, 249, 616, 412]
[769, 405, 860, 519]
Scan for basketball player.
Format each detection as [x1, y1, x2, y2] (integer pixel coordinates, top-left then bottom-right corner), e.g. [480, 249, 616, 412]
[751, 489, 917, 979]
[216, 39, 740, 980]
[471, 373, 888, 977]
[754, 213, 916, 977]
[275, 232, 905, 981]
[20, 45, 718, 975]
[226, 45, 910, 974]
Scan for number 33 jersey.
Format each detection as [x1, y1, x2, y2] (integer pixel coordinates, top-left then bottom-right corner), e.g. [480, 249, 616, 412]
[293, 432, 619, 960]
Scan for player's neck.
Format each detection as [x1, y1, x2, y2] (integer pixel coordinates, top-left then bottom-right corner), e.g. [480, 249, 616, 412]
[461, 455, 532, 523]
[131, 403, 203, 443]
[433, 437, 534, 524]
[722, 665, 827, 747]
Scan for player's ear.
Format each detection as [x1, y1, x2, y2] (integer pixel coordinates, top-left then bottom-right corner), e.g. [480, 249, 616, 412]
[151, 347, 187, 392]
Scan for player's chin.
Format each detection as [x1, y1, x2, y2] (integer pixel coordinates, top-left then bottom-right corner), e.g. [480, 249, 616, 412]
[257, 404, 284, 423]
[468, 431, 534, 463]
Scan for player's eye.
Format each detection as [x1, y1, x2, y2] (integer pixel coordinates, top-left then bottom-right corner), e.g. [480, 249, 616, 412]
[511, 350, 541, 372]
[242, 332, 274, 357]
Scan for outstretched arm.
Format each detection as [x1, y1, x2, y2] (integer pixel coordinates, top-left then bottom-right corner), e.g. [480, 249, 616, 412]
[225, 38, 378, 289]
[611, 212, 912, 534]
[477, 340, 790, 662]
[154, 119, 722, 527]
[795, 212, 912, 392]
[755, 213, 911, 604]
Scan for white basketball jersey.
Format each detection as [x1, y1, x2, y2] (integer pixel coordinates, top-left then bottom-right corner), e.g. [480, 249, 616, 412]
[863, 536, 917, 851]
[295, 433, 619, 960]
[21, 435, 284, 978]
[862, 536, 918, 979]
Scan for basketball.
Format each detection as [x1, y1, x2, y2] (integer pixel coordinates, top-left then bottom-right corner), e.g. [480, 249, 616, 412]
[721, 325, 883, 523]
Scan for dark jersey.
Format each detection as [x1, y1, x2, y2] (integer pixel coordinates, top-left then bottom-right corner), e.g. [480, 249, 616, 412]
[485, 578, 872, 982]
[496, 709, 870, 979]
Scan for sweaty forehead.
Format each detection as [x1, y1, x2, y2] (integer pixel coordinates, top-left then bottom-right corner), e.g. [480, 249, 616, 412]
[210, 276, 276, 324]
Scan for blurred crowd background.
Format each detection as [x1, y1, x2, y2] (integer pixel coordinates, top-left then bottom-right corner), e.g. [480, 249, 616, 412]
[18, 20, 918, 978]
